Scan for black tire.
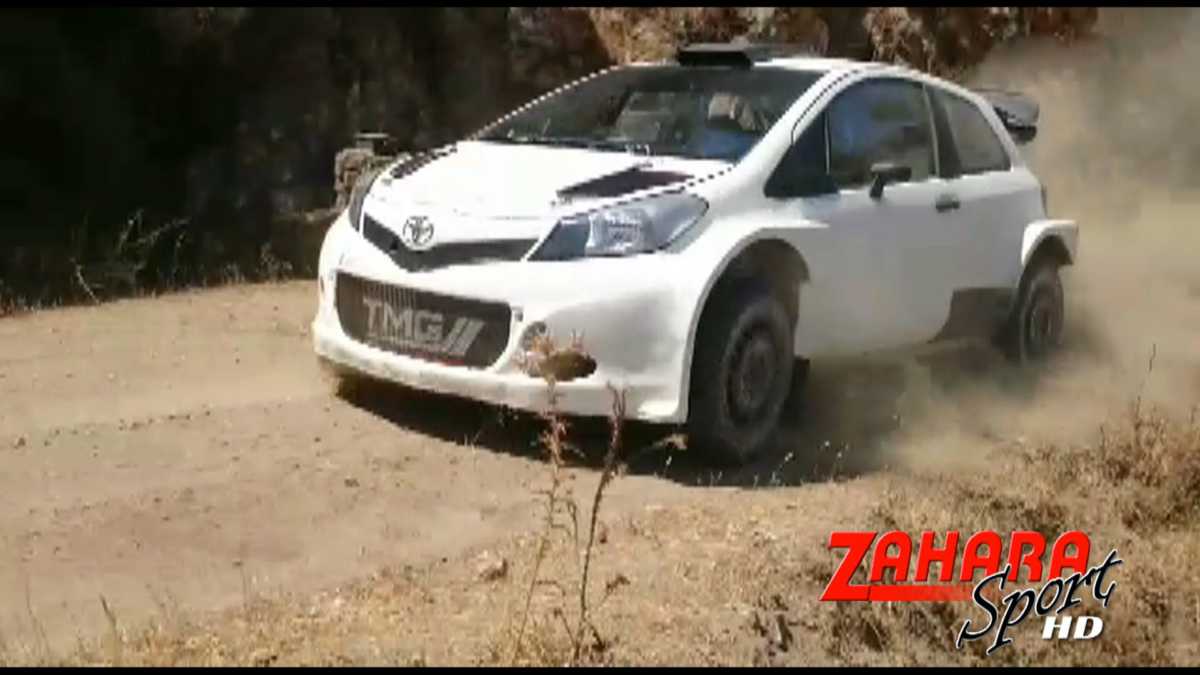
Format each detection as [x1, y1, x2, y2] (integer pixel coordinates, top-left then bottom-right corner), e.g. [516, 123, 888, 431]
[687, 280, 795, 465]
[780, 357, 811, 423]
[1000, 256, 1065, 363]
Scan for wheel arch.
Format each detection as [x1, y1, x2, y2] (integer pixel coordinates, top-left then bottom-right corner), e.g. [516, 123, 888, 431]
[1020, 219, 1078, 273]
[678, 235, 810, 420]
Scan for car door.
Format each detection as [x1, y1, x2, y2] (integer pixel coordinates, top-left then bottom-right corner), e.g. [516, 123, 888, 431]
[773, 76, 961, 356]
[927, 85, 1029, 293]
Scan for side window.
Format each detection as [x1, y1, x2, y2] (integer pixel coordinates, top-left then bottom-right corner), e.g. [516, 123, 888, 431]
[827, 79, 935, 189]
[934, 89, 1011, 175]
[764, 112, 830, 198]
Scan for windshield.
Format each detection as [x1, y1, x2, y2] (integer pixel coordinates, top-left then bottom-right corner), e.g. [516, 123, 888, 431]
[475, 66, 823, 162]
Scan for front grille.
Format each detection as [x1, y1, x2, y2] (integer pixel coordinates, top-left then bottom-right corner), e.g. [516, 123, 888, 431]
[363, 215, 535, 273]
[335, 272, 511, 369]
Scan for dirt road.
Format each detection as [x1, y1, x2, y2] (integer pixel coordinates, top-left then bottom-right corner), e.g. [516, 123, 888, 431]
[0, 282, 731, 652]
[2, 274, 1194, 665]
[0, 278, 1111, 661]
[0, 277, 967, 659]
[0, 273, 981, 661]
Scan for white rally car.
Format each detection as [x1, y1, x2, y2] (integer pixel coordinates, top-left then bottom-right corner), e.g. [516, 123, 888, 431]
[313, 43, 1078, 465]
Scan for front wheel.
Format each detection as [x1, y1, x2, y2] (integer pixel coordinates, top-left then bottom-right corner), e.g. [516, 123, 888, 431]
[687, 281, 795, 466]
[1000, 258, 1065, 363]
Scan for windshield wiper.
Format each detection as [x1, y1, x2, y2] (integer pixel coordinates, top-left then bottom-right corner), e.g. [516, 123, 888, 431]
[476, 133, 586, 148]
[586, 139, 655, 156]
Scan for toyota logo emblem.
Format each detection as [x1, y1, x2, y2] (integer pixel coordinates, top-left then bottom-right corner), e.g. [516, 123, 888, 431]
[399, 215, 435, 250]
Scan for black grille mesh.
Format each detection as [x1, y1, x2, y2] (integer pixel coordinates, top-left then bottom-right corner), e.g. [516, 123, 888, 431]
[335, 272, 511, 369]
[362, 215, 535, 273]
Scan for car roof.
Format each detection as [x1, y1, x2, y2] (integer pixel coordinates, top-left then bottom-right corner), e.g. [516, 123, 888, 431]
[667, 43, 892, 74]
[627, 54, 895, 79]
[757, 55, 883, 74]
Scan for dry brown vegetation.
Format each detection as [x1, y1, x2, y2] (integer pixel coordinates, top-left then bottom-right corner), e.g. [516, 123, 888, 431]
[501, 332, 627, 666]
[814, 402, 1200, 667]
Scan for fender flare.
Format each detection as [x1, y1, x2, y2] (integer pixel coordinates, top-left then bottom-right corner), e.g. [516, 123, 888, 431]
[1004, 218, 1079, 322]
[1021, 219, 1079, 271]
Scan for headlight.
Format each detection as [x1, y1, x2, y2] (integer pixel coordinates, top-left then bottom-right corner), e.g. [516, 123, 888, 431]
[531, 192, 708, 260]
[348, 164, 386, 231]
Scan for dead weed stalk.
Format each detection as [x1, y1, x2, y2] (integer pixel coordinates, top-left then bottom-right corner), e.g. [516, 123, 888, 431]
[99, 594, 123, 666]
[508, 331, 627, 666]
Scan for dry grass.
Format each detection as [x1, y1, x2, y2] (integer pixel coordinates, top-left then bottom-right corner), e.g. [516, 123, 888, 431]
[812, 401, 1200, 667]
[500, 331, 627, 666]
[2, 205, 314, 318]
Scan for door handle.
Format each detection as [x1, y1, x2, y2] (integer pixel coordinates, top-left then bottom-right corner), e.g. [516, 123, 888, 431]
[935, 194, 961, 212]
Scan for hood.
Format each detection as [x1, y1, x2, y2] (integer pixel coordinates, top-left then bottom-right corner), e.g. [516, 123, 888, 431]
[366, 141, 729, 229]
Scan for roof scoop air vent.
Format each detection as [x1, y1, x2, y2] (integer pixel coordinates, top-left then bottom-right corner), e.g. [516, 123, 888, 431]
[675, 42, 821, 68]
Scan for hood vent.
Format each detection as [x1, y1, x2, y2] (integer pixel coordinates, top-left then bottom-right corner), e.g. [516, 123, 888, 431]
[557, 166, 693, 200]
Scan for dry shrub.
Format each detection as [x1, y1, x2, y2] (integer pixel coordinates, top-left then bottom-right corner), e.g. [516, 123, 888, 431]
[816, 402, 1200, 666]
[502, 331, 626, 666]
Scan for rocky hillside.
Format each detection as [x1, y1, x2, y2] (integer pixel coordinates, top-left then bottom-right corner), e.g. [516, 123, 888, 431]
[0, 8, 1097, 308]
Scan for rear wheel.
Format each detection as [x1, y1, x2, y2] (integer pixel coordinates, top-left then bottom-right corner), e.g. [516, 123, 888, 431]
[687, 281, 795, 465]
[1000, 257, 1065, 363]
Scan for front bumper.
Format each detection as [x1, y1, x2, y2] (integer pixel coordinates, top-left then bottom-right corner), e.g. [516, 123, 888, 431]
[312, 212, 696, 422]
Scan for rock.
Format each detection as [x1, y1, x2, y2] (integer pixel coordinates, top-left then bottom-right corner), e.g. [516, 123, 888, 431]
[508, 8, 610, 91]
[12, 436, 26, 449]
[1025, 7, 1099, 40]
[863, 7, 937, 71]
[863, 7, 1098, 76]
[333, 147, 376, 209]
[474, 551, 508, 582]
[773, 612, 794, 652]
[604, 573, 630, 595]
[743, 8, 830, 53]
[587, 7, 1099, 79]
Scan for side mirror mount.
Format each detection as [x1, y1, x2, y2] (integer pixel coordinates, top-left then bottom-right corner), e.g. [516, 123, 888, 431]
[868, 161, 913, 199]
